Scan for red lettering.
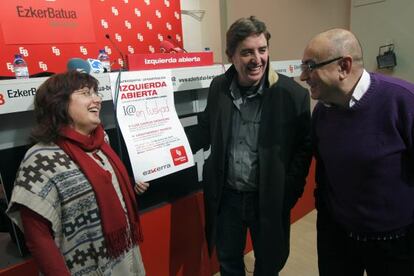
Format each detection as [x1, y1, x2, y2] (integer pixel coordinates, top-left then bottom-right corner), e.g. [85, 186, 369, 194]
[120, 82, 167, 92]
[120, 90, 158, 100]
[0, 93, 5, 105]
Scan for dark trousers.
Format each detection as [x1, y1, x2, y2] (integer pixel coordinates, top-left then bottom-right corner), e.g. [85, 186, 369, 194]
[317, 206, 414, 276]
[216, 188, 278, 276]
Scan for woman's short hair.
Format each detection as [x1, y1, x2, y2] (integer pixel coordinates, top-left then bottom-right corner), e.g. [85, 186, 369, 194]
[226, 16, 271, 60]
[31, 70, 99, 143]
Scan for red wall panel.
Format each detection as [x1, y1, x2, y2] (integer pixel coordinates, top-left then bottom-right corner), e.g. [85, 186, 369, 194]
[0, 0, 183, 77]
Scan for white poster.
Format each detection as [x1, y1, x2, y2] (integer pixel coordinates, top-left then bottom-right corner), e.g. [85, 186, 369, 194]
[110, 70, 194, 182]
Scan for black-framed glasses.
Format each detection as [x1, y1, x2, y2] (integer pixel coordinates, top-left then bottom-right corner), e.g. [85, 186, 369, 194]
[300, 56, 343, 73]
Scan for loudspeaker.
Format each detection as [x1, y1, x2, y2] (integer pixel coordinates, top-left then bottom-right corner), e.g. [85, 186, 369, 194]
[377, 44, 397, 69]
[377, 51, 397, 69]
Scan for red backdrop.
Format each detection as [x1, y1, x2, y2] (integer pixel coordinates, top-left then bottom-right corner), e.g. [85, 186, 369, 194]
[0, 0, 183, 76]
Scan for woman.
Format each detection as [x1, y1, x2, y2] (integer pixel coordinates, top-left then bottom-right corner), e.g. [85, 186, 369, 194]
[7, 71, 148, 275]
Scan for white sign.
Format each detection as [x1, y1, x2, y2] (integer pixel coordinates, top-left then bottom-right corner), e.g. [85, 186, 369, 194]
[110, 70, 194, 182]
[171, 64, 225, 91]
[270, 60, 303, 77]
[0, 73, 111, 114]
[0, 77, 47, 114]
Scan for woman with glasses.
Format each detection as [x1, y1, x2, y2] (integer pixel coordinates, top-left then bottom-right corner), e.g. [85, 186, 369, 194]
[7, 70, 148, 275]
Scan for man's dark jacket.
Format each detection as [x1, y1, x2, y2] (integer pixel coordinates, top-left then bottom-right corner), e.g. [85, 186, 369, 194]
[189, 64, 312, 273]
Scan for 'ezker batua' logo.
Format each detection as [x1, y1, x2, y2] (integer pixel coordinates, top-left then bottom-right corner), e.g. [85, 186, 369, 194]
[16, 5, 77, 19]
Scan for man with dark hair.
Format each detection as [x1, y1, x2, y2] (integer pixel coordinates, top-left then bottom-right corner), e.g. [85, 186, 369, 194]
[301, 28, 414, 276]
[189, 16, 312, 275]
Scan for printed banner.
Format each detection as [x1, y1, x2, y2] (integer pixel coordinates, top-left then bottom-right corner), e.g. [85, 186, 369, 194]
[110, 70, 194, 182]
[0, 0, 95, 44]
[127, 52, 214, 70]
[0, 73, 111, 114]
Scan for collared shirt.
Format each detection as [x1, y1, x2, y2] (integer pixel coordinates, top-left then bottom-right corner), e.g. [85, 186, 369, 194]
[349, 69, 371, 107]
[226, 77, 265, 191]
[322, 69, 371, 108]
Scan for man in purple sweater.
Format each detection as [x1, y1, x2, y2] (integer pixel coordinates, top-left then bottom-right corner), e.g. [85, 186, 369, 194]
[300, 28, 414, 276]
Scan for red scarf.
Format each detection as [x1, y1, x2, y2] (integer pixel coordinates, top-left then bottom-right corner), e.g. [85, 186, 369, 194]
[56, 125, 143, 259]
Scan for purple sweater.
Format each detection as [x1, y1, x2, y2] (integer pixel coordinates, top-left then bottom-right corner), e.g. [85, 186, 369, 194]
[313, 72, 414, 232]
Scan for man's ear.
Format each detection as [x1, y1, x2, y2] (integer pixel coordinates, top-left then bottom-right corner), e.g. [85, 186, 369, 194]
[338, 56, 352, 79]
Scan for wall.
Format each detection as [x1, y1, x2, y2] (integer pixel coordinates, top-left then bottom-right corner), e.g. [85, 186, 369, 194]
[350, 0, 414, 82]
[181, 0, 223, 63]
[199, 1, 223, 63]
[191, 0, 350, 63]
[181, 0, 203, 53]
[179, 0, 351, 70]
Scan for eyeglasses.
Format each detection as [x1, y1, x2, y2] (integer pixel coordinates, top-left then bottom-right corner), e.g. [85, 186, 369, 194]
[300, 56, 343, 73]
[74, 88, 103, 99]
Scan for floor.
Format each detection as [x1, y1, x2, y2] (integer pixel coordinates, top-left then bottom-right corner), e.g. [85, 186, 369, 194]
[280, 210, 318, 276]
[0, 231, 29, 269]
[213, 210, 369, 276]
[214, 210, 318, 276]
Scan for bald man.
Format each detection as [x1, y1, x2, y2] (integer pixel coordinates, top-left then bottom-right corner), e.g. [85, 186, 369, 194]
[301, 29, 414, 276]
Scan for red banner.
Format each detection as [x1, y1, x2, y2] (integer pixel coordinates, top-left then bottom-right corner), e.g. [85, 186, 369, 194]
[0, 0, 95, 44]
[127, 52, 214, 70]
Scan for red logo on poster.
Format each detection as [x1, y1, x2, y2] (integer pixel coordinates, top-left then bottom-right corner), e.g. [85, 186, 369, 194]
[0, 0, 95, 44]
[170, 146, 188, 166]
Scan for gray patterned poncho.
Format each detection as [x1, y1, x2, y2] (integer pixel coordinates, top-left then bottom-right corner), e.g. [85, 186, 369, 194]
[7, 143, 145, 276]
